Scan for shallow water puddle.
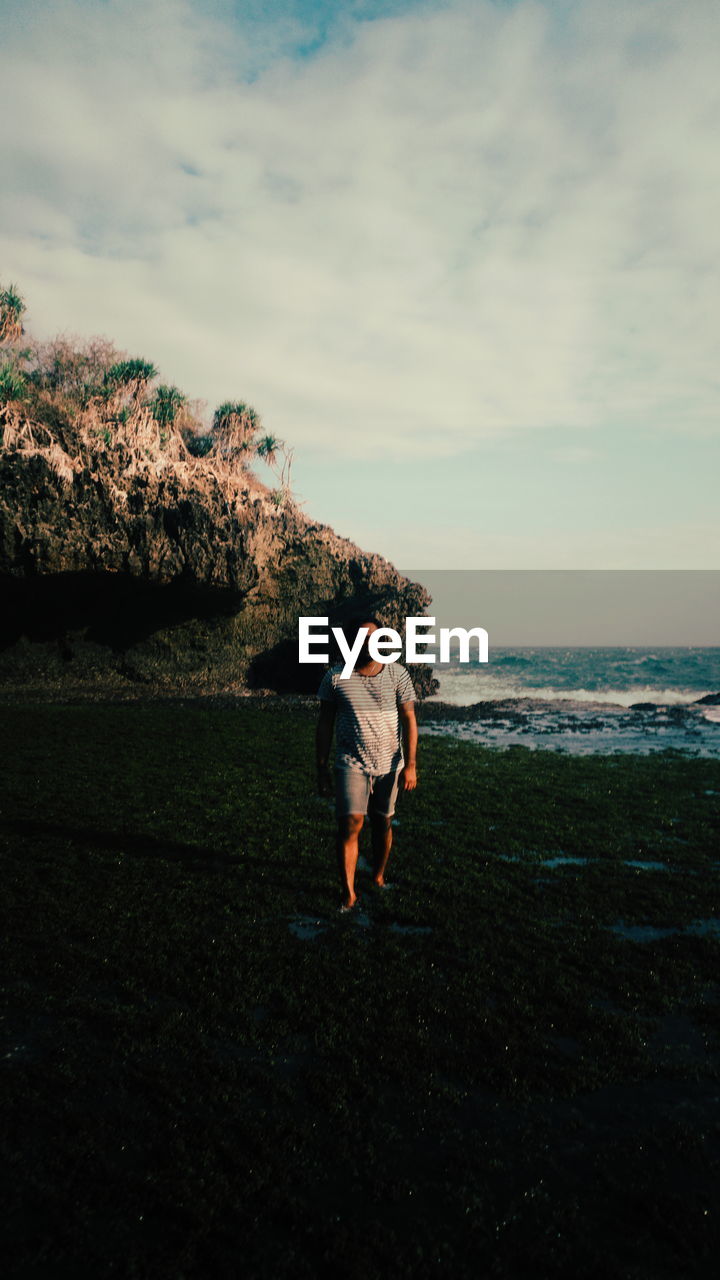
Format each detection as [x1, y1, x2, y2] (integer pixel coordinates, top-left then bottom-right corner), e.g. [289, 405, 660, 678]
[685, 918, 720, 937]
[609, 922, 679, 942]
[288, 915, 330, 940]
[608, 918, 720, 942]
[496, 853, 674, 872]
[288, 907, 428, 938]
[543, 856, 591, 868]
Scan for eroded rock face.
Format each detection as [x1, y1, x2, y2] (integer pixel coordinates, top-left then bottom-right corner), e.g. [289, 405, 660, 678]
[0, 403, 433, 693]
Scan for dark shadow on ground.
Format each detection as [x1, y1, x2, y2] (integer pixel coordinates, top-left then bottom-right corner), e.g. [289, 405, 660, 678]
[0, 816, 313, 899]
[0, 816, 231, 869]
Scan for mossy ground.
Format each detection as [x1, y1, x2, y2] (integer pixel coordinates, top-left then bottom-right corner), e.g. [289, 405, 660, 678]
[3, 702, 720, 1278]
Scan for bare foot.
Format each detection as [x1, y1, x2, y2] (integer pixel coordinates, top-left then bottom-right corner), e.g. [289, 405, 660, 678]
[340, 893, 358, 912]
[372, 875, 385, 888]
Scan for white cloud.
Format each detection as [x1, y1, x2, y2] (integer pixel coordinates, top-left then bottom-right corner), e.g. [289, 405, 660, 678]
[1, 0, 719, 459]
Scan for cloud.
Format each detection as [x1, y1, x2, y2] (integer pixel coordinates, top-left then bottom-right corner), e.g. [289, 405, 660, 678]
[1, 0, 719, 459]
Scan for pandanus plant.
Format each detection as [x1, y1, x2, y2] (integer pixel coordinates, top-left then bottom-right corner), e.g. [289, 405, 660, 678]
[0, 283, 26, 344]
[255, 433, 281, 468]
[210, 400, 261, 457]
[104, 357, 159, 400]
[150, 384, 187, 426]
[256, 432, 294, 504]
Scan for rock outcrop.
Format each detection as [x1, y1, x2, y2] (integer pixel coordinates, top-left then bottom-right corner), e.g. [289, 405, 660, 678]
[0, 392, 433, 693]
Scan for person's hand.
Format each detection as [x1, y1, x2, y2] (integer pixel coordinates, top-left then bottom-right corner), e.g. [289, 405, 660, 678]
[399, 764, 417, 792]
[317, 766, 334, 797]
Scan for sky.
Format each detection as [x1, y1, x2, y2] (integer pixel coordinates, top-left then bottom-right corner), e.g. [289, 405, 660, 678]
[1, 0, 719, 570]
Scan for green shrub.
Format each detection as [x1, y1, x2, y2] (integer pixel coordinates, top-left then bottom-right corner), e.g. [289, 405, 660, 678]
[184, 431, 214, 458]
[0, 361, 27, 402]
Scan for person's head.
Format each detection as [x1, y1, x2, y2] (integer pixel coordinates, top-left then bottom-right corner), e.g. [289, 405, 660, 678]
[341, 614, 380, 665]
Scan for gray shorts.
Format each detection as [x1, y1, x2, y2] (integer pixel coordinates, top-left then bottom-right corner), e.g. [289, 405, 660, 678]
[335, 765, 402, 818]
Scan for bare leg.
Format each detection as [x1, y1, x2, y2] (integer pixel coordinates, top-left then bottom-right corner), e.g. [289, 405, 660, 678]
[370, 813, 393, 886]
[337, 813, 364, 908]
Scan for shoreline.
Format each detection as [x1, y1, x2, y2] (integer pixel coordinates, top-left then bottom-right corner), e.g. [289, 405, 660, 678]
[2, 679, 717, 710]
[2, 681, 718, 758]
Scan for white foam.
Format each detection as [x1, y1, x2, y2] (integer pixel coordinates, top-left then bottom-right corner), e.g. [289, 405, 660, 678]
[430, 676, 712, 708]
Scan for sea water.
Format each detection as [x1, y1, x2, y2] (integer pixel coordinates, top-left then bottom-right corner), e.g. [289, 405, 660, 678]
[422, 647, 720, 756]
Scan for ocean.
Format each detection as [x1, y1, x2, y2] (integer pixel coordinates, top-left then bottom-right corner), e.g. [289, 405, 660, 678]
[423, 647, 720, 756]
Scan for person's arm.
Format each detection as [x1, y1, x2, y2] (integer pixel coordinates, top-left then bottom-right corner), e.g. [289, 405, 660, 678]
[316, 701, 336, 796]
[398, 701, 418, 791]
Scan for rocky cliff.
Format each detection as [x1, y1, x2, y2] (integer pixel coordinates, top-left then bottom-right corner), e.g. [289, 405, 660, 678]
[0, 388, 433, 694]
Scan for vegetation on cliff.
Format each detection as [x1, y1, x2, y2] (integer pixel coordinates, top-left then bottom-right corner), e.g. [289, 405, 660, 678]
[0, 282, 431, 691]
[0, 281, 292, 504]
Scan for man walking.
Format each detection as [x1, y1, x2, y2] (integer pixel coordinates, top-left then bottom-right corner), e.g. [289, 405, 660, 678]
[315, 616, 418, 911]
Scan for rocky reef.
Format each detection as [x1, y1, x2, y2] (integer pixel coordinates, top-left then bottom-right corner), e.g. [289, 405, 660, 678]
[0, 388, 432, 694]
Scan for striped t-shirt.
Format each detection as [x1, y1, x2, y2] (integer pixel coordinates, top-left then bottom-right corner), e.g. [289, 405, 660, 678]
[317, 662, 416, 775]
